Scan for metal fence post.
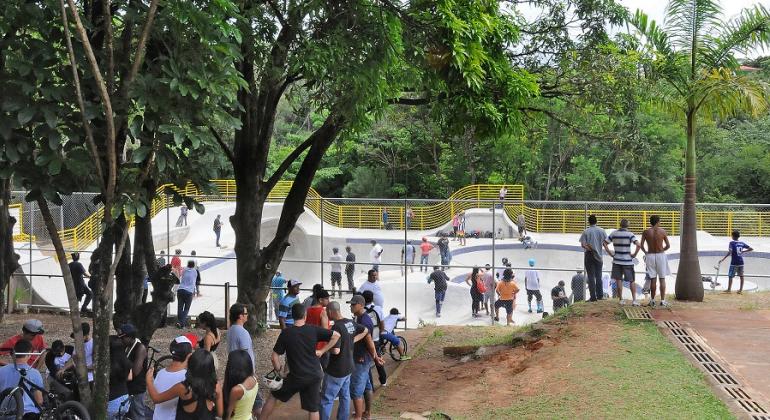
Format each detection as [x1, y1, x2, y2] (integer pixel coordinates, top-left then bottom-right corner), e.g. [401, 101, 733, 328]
[492, 198, 496, 273]
[320, 199, 324, 288]
[28, 201, 33, 305]
[584, 202, 588, 229]
[165, 194, 170, 257]
[225, 282, 231, 329]
[403, 197, 408, 325]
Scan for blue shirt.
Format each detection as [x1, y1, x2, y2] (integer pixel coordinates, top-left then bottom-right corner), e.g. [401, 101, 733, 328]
[179, 268, 197, 293]
[353, 313, 374, 362]
[729, 241, 750, 266]
[271, 274, 286, 301]
[0, 363, 43, 414]
[606, 228, 637, 266]
[277, 294, 299, 325]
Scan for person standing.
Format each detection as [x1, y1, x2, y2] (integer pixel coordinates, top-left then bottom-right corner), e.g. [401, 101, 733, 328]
[357, 270, 384, 308]
[419, 238, 433, 272]
[156, 250, 167, 267]
[482, 265, 497, 318]
[427, 266, 449, 317]
[400, 241, 416, 275]
[148, 336, 193, 420]
[494, 268, 519, 325]
[437, 234, 451, 269]
[176, 261, 197, 329]
[579, 214, 608, 301]
[499, 186, 508, 203]
[603, 219, 641, 306]
[458, 211, 466, 244]
[362, 291, 387, 387]
[640, 215, 672, 306]
[178, 205, 188, 227]
[451, 213, 460, 240]
[347, 295, 378, 420]
[464, 267, 483, 318]
[321, 301, 380, 420]
[305, 289, 331, 370]
[213, 215, 223, 247]
[259, 304, 341, 420]
[571, 268, 587, 303]
[345, 246, 356, 294]
[171, 249, 183, 279]
[369, 240, 383, 272]
[329, 248, 344, 298]
[719, 230, 754, 295]
[68, 252, 92, 313]
[222, 350, 259, 420]
[117, 323, 153, 419]
[278, 280, 302, 329]
[517, 214, 527, 239]
[381, 209, 389, 230]
[270, 271, 286, 319]
[405, 207, 414, 230]
[524, 259, 543, 314]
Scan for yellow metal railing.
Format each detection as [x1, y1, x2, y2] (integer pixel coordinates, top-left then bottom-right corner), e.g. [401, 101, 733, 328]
[10, 181, 770, 249]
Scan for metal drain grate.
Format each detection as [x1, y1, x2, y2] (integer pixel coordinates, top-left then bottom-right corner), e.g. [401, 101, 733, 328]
[623, 307, 653, 320]
[661, 322, 769, 418]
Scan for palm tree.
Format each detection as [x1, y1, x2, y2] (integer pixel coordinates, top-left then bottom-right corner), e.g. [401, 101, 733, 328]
[631, 1, 770, 301]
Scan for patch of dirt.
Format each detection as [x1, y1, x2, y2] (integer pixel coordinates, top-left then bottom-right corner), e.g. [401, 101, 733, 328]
[378, 304, 621, 417]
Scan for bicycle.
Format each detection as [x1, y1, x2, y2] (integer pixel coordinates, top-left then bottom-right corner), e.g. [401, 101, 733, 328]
[377, 333, 408, 362]
[0, 349, 90, 420]
[146, 345, 173, 378]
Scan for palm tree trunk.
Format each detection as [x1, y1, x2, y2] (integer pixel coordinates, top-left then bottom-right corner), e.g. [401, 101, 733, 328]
[675, 109, 703, 301]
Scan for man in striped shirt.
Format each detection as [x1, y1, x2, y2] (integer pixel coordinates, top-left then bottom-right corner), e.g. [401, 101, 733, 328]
[603, 219, 641, 306]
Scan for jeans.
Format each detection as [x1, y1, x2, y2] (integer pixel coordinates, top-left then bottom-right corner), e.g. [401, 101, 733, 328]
[420, 255, 429, 271]
[214, 229, 221, 246]
[434, 291, 446, 314]
[346, 270, 355, 292]
[380, 332, 400, 347]
[320, 374, 351, 420]
[350, 361, 372, 399]
[128, 393, 153, 420]
[177, 289, 193, 327]
[107, 394, 130, 419]
[78, 287, 93, 312]
[584, 252, 603, 301]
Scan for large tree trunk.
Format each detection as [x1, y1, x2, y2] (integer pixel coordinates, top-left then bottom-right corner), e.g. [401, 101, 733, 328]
[0, 179, 19, 322]
[36, 199, 92, 408]
[675, 109, 703, 301]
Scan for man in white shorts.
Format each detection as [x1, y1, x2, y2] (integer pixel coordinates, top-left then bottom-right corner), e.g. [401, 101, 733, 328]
[639, 215, 671, 307]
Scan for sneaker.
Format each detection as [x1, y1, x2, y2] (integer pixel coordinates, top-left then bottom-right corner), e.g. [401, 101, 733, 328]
[380, 382, 387, 387]
[660, 300, 670, 307]
[619, 300, 628, 306]
[436, 313, 441, 318]
[648, 300, 656, 308]
[494, 316, 499, 322]
[632, 300, 640, 307]
[399, 356, 412, 361]
[527, 308, 533, 313]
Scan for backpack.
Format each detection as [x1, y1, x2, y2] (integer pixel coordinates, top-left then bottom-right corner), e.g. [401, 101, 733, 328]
[365, 306, 381, 338]
[476, 276, 487, 294]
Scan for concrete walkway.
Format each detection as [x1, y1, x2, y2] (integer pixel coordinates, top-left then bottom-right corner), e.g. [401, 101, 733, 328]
[654, 309, 770, 408]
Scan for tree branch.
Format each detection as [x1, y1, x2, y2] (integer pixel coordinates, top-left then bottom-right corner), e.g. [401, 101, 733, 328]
[263, 133, 316, 192]
[209, 126, 235, 165]
[519, 106, 610, 140]
[123, 0, 160, 94]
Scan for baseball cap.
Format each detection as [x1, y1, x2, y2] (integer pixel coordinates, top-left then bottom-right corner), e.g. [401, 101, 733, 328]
[528, 258, 535, 267]
[287, 280, 302, 288]
[346, 295, 365, 306]
[169, 336, 193, 360]
[116, 323, 137, 338]
[22, 319, 44, 335]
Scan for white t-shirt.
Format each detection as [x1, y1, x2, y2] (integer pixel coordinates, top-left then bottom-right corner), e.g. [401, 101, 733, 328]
[329, 254, 343, 273]
[602, 274, 611, 294]
[370, 244, 383, 264]
[524, 269, 540, 291]
[75, 339, 94, 382]
[358, 281, 384, 307]
[47, 353, 72, 378]
[153, 368, 187, 420]
[383, 314, 405, 334]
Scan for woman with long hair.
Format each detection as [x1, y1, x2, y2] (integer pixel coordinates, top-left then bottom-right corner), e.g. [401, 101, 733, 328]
[465, 266, 483, 317]
[197, 311, 221, 371]
[146, 348, 223, 419]
[107, 336, 132, 419]
[223, 349, 259, 420]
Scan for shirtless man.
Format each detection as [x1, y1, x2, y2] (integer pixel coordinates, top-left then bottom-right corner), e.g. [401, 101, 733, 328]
[639, 215, 671, 307]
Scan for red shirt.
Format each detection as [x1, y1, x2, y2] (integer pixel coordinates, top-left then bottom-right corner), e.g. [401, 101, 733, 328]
[171, 256, 182, 277]
[306, 306, 329, 350]
[0, 334, 46, 365]
[420, 242, 434, 255]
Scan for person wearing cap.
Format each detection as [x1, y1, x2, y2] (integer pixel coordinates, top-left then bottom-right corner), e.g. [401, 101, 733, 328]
[117, 323, 152, 419]
[278, 280, 302, 329]
[551, 281, 569, 311]
[0, 319, 47, 368]
[362, 290, 388, 387]
[60, 322, 94, 383]
[270, 271, 286, 318]
[68, 252, 92, 313]
[524, 259, 543, 314]
[260, 304, 341, 420]
[347, 294, 376, 420]
[321, 301, 381, 420]
[306, 289, 331, 370]
[0, 340, 44, 415]
[418, 238, 434, 273]
[571, 267, 587, 303]
[148, 336, 194, 419]
[427, 266, 449, 317]
[357, 270, 384, 308]
[381, 308, 409, 361]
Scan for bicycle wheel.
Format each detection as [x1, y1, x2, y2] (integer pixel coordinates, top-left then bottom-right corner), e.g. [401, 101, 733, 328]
[154, 355, 174, 376]
[388, 336, 407, 361]
[0, 387, 23, 420]
[55, 400, 91, 420]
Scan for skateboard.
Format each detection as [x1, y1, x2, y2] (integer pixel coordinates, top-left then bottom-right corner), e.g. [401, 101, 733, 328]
[712, 262, 721, 289]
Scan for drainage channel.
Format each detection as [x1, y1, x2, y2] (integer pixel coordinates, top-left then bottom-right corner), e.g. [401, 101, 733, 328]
[660, 320, 769, 420]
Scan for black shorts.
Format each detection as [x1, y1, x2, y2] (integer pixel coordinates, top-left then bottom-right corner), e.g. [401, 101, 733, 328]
[271, 375, 322, 412]
[330, 272, 342, 285]
[494, 299, 513, 314]
[611, 264, 635, 283]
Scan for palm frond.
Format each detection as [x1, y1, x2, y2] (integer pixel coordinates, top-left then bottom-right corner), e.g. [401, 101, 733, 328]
[691, 68, 769, 118]
[664, 0, 723, 52]
[701, 4, 770, 69]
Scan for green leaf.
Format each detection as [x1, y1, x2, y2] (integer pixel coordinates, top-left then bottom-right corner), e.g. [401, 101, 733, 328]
[136, 202, 147, 218]
[43, 108, 57, 129]
[48, 159, 62, 175]
[194, 202, 205, 214]
[48, 131, 61, 149]
[17, 107, 36, 125]
[111, 204, 123, 220]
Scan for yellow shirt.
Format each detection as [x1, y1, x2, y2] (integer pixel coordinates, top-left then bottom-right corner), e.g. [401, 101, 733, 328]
[231, 378, 259, 420]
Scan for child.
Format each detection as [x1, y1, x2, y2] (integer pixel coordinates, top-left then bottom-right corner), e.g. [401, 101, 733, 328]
[381, 308, 410, 361]
[524, 259, 543, 313]
[719, 230, 753, 294]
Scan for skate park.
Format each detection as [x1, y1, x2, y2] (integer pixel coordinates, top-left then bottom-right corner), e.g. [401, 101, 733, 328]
[10, 182, 770, 327]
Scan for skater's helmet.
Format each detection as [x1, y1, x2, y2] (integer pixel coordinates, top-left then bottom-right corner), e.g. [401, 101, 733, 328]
[528, 258, 535, 267]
